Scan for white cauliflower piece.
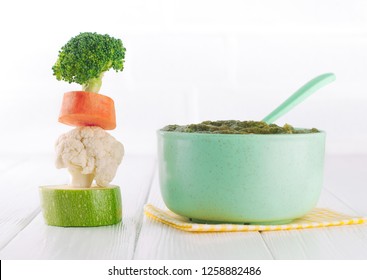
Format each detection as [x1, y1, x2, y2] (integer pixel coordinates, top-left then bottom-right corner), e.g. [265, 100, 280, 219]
[55, 126, 124, 187]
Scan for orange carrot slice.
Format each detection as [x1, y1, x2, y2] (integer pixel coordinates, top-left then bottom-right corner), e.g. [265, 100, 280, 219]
[58, 91, 116, 130]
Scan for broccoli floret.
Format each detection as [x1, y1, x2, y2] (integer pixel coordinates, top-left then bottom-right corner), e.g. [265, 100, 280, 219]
[52, 32, 126, 93]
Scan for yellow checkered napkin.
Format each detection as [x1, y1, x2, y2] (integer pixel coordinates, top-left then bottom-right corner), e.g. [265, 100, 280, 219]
[144, 204, 366, 232]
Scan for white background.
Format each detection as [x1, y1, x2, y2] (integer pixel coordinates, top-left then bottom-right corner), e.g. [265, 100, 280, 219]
[0, 0, 366, 156]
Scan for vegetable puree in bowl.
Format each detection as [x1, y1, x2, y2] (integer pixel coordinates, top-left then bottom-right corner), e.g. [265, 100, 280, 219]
[161, 120, 319, 134]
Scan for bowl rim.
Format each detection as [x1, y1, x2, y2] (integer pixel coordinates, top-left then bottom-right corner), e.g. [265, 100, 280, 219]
[157, 128, 325, 139]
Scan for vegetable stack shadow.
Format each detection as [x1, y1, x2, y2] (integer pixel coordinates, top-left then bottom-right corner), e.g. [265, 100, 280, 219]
[39, 32, 126, 227]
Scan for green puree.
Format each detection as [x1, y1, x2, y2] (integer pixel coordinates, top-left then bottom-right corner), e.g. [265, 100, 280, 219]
[162, 120, 319, 134]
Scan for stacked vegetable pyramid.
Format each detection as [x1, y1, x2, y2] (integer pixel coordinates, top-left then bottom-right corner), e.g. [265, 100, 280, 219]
[39, 32, 126, 227]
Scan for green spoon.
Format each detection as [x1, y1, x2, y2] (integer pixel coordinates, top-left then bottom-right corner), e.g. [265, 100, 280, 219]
[262, 73, 336, 124]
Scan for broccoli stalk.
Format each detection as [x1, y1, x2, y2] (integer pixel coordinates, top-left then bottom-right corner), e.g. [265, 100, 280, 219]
[52, 32, 126, 94]
[82, 72, 104, 93]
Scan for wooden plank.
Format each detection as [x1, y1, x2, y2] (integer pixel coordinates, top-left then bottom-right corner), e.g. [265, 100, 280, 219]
[0, 214, 139, 259]
[0, 155, 63, 250]
[3, 154, 365, 259]
[261, 154, 367, 259]
[0, 155, 156, 259]
[323, 155, 367, 216]
[261, 224, 367, 260]
[134, 172, 274, 260]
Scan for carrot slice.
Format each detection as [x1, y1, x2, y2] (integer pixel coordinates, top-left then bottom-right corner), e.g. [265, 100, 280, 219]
[58, 91, 116, 130]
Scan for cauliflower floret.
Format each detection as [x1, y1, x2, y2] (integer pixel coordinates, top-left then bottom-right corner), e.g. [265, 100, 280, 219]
[55, 126, 124, 187]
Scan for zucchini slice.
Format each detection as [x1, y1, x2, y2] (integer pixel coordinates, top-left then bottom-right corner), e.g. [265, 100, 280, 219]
[39, 185, 122, 227]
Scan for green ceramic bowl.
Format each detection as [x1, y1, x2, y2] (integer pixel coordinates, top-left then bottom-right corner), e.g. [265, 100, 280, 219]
[157, 130, 326, 224]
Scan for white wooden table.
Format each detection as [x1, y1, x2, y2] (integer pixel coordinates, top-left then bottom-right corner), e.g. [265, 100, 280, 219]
[0, 153, 366, 260]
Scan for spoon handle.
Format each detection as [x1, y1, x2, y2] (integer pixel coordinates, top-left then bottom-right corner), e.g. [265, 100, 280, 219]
[262, 73, 336, 124]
